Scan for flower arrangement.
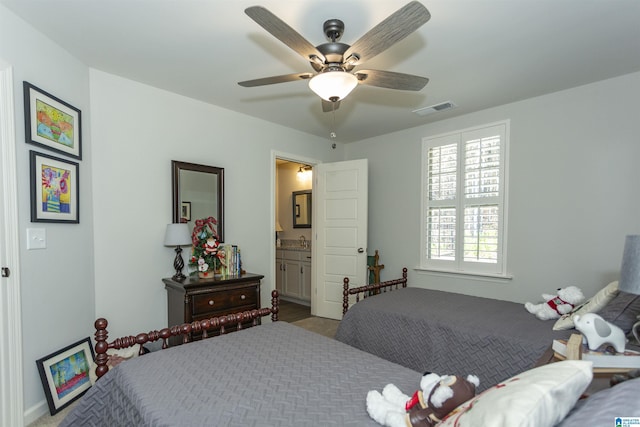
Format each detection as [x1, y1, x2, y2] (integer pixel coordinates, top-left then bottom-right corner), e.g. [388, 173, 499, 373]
[188, 217, 225, 275]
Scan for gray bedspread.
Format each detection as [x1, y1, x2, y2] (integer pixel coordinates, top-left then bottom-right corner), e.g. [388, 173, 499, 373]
[335, 287, 573, 391]
[60, 321, 422, 426]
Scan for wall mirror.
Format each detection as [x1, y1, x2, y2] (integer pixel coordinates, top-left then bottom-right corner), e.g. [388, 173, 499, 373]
[172, 160, 224, 241]
[292, 190, 312, 228]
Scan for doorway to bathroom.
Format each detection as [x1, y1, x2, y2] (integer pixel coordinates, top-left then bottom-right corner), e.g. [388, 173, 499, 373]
[274, 157, 314, 311]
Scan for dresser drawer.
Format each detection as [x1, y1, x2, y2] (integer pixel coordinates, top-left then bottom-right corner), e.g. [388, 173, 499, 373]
[191, 286, 258, 316]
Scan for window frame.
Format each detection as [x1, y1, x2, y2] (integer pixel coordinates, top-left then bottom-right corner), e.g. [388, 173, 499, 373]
[419, 120, 510, 277]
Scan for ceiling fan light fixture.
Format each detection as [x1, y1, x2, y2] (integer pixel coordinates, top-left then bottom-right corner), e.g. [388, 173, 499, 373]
[308, 71, 358, 102]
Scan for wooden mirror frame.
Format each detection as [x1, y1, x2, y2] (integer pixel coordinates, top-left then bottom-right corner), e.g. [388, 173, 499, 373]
[292, 189, 312, 228]
[172, 160, 224, 241]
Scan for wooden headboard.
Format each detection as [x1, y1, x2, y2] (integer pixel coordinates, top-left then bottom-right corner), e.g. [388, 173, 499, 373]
[93, 290, 280, 380]
[342, 268, 408, 316]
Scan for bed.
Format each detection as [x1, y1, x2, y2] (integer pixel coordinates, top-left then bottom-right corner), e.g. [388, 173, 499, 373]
[336, 268, 575, 391]
[60, 289, 640, 427]
[60, 290, 424, 426]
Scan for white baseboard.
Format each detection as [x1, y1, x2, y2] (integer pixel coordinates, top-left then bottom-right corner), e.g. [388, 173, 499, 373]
[24, 400, 48, 426]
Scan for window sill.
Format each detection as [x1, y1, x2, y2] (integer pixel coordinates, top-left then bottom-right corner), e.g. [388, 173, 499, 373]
[413, 267, 513, 281]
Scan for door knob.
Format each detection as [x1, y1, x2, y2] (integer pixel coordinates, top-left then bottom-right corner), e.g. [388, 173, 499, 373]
[357, 248, 364, 253]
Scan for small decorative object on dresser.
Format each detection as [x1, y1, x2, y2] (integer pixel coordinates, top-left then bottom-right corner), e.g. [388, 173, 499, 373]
[163, 223, 192, 281]
[163, 273, 263, 344]
[189, 216, 224, 278]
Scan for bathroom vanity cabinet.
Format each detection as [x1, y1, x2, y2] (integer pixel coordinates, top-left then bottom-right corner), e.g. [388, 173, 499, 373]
[275, 249, 311, 303]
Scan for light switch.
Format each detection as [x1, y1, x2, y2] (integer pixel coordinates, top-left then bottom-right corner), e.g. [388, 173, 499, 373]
[27, 228, 46, 250]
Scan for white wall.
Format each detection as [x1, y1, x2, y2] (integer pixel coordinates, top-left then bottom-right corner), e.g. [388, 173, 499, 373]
[89, 70, 342, 339]
[0, 4, 95, 419]
[5, 0, 639, 418]
[345, 72, 640, 304]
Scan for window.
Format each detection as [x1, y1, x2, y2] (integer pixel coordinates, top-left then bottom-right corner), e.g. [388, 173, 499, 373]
[420, 121, 509, 276]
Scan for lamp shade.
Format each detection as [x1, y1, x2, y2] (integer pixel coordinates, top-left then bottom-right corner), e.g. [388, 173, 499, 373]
[620, 235, 640, 295]
[163, 223, 192, 247]
[308, 70, 358, 101]
[275, 220, 283, 232]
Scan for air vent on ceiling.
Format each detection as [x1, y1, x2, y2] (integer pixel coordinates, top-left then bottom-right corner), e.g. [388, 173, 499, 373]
[412, 101, 457, 117]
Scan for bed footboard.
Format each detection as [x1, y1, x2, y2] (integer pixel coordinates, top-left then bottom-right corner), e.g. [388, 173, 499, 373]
[94, 290, 280, 380]
[342, 268, 407, 316]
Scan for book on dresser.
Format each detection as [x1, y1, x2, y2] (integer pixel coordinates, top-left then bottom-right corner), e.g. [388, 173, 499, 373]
[552, 333, 640, 369]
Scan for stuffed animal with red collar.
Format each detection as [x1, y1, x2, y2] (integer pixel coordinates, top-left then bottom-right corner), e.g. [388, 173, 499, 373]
[524, 286, 585, 320]
[367, 372, 479, 427]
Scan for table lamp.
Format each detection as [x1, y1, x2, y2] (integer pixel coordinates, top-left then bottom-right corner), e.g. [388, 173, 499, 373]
[620, 235, 640, 345]
[276, 220, 283, 247]
[164, 223, 192, 280]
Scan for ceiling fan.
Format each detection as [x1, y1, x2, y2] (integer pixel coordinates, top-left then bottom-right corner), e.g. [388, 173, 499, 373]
[238, 1, 431, 112]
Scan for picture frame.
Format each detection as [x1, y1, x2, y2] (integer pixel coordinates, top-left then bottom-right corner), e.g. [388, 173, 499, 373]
[36, 337, 94, 415]
[30, 150, 79, 223]
[23, 81, 82, 160]
[181, 201, 191, 222]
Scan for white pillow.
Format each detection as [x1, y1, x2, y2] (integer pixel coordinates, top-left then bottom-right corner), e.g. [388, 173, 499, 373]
[439, 360, 593, 427]
[553, 281, 619, 330]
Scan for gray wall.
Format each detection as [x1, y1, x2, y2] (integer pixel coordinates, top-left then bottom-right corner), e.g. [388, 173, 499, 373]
[4, 0, 640, 421]
[345, 71, 640, 304]
[1, 4, 343, 421]
[0, 4, 95, 418]
[89, 69, 342, 340]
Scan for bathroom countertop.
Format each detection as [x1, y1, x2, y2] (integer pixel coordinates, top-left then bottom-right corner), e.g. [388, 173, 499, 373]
[276, 246, 311, 252]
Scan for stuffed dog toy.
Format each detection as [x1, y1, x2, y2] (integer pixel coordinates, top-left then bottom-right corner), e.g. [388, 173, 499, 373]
[574, 313, 627, 353]
[524, 286, 585, 320]
[367, 372, 479, 427]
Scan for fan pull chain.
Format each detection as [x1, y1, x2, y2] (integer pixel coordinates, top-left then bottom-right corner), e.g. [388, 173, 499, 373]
[330, 102, 337, 140]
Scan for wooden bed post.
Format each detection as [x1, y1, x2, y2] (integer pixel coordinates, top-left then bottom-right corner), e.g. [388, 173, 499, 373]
[94, 318, 110, 379]
[271, 289, 279, 322]
[343, 277, 350, 316]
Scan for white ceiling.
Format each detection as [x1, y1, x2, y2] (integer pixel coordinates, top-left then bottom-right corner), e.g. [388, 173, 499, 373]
[2, 0, 639, 143]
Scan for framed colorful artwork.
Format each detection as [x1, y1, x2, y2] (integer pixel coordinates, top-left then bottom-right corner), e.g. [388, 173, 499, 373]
[30, 150, 80, 223]
[23, 81, 82, 160]
[36, 337, 94, 415]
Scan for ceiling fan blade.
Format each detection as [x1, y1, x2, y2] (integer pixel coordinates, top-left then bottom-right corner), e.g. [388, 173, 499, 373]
[344, 1, 430, 65]
[321, 99, 341, 113]
[354, 69, 428, 91]
[245, 6, 326, 63]
[238, 72, 314, 87]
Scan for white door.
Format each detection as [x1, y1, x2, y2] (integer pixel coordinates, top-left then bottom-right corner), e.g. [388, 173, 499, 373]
[0, 65, 24, 426]
[312, 159, 368, 320]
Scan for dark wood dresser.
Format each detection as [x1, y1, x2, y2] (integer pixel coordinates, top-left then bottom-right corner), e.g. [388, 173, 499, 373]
[163, 273, 263, 342]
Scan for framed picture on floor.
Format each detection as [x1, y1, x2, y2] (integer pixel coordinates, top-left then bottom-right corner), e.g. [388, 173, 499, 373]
[30, 150, 79, 223]
[23, 81, 82, 160]
[36, 337, 94, 415]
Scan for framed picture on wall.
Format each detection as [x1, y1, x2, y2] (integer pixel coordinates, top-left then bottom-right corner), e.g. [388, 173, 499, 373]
[30, 150, 80, 223]
[181, 201, 191, 222]
[36, 337, 94, 415]
[23, 81, 82, 160]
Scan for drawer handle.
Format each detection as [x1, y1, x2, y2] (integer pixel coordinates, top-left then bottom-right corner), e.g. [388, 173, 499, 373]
[208, 300, 214, 306]
[240, 294, 246, 300]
